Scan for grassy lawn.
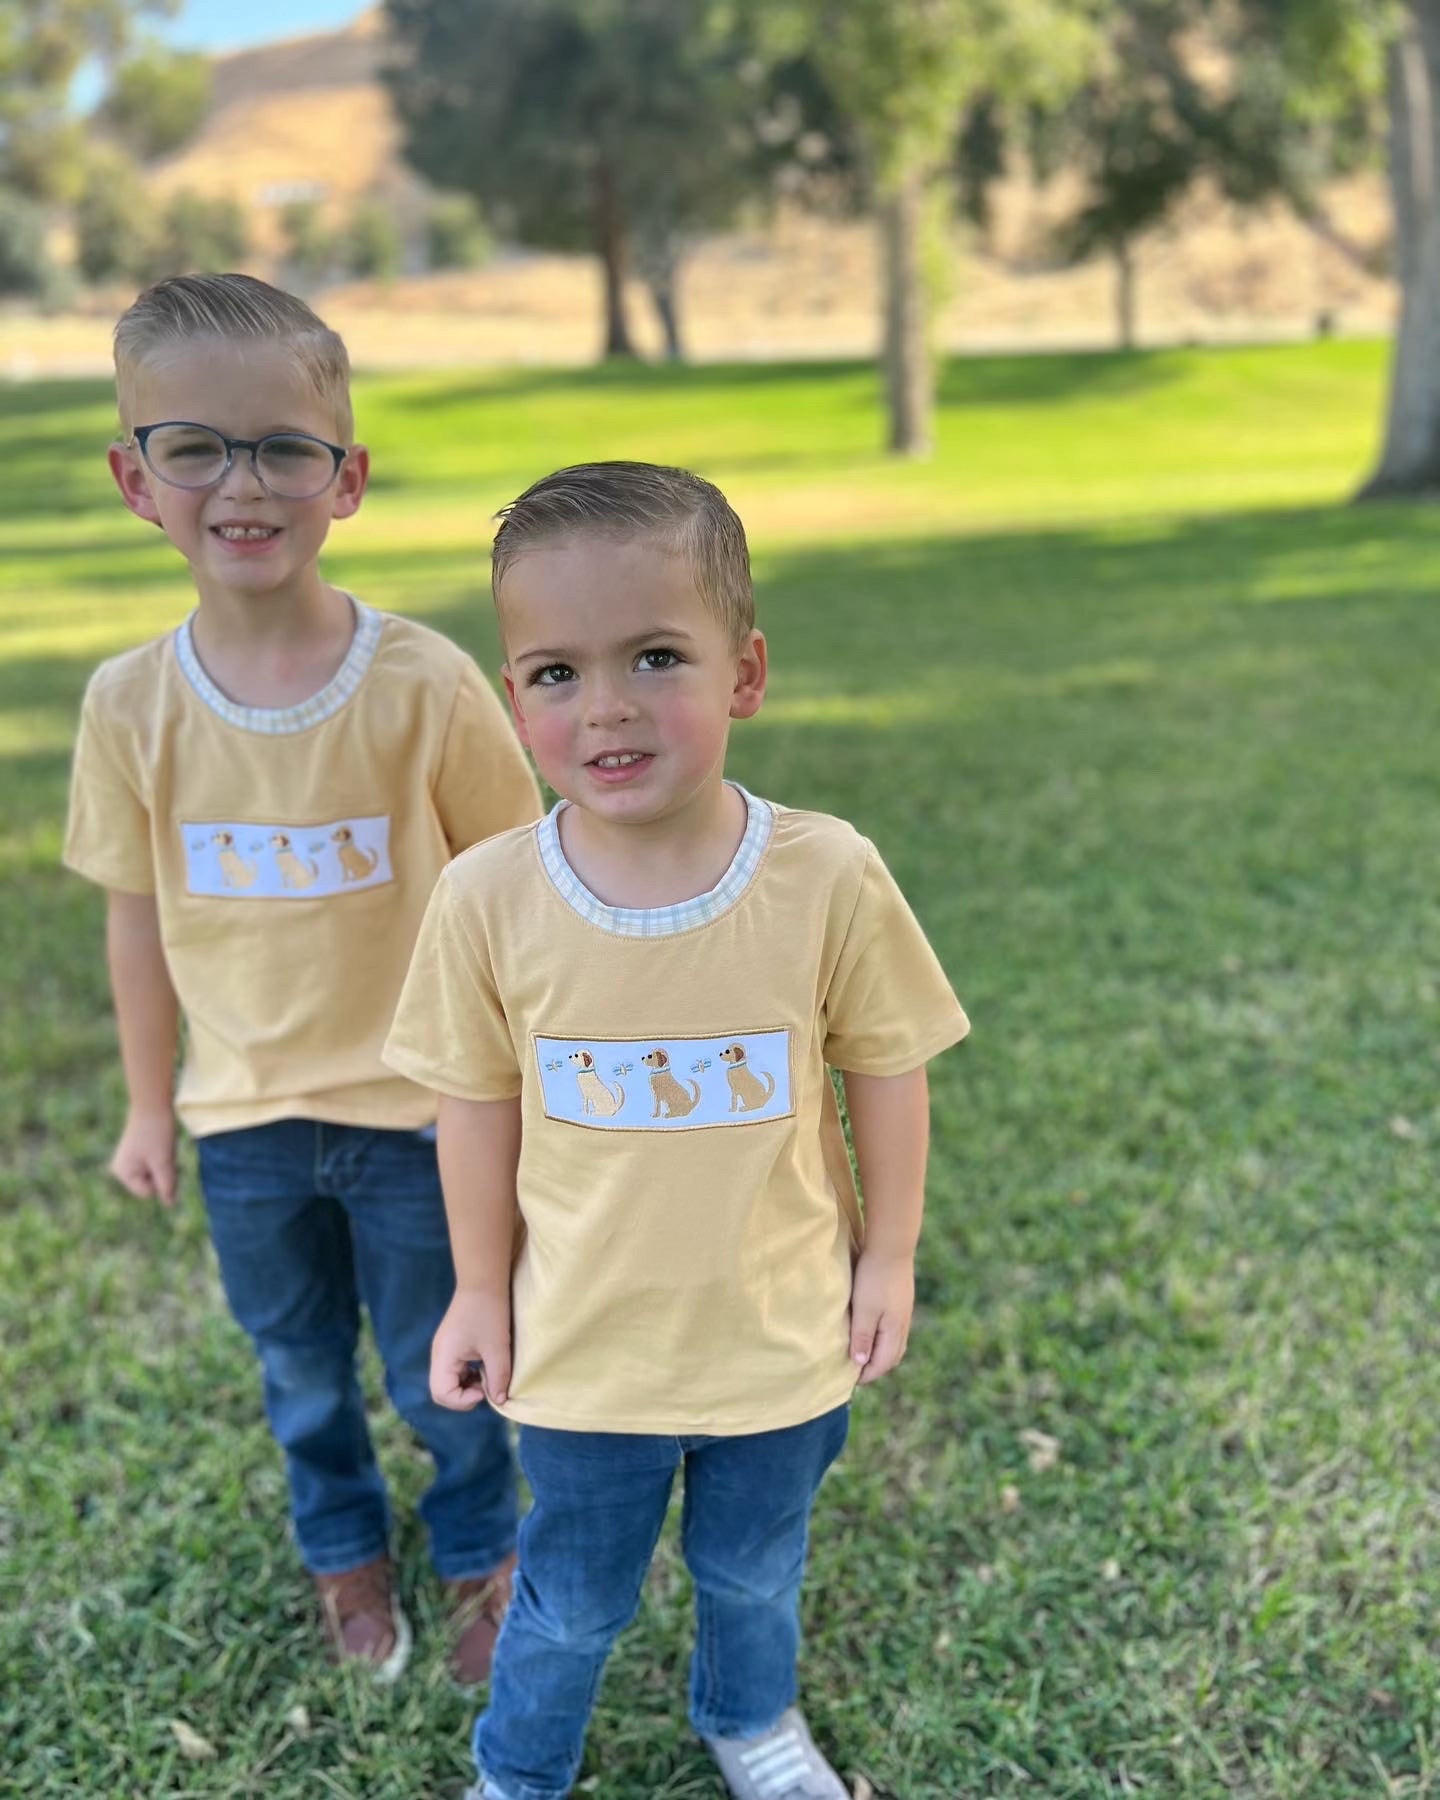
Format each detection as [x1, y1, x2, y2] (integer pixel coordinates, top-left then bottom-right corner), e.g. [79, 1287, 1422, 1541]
[4, 339, 1439, 1798]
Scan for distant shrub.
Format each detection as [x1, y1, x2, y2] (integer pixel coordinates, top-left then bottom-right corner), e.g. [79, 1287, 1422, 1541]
[425, 195, 491, 272]
[142, 189, 249, 281]
[0, 188, 52, 296]
[342, 199, 403, 281]
[74, 158, 152, 284]
[105, 51, 213, 162]
[280, 199, 334, 285]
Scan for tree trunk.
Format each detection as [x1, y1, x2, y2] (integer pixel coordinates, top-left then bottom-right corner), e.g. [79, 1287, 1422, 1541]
[879, 170, 933, 458]
[1359, 0, 1440, 498]
[592, 156, 636, 361]
[639, 232, 684, 361]
[1115, 236, 1137, 350]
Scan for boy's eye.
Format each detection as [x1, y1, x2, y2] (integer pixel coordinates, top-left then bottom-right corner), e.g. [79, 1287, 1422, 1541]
[532, 663, 576, 687]
[636, 648, 681, 672]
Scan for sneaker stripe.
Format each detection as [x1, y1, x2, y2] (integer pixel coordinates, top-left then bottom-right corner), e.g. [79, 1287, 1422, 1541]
[742, 1731, 801, 1768]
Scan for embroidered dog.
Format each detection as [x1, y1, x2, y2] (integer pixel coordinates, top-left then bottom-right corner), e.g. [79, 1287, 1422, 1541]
[641, 1048, 701, 1118]
[569, 1050, 625, 1116]
[270, 832, 319, 889]
[331, 825, 380, 882]
[211, 829, 257, 889]
[719, 1042, 776, 1113]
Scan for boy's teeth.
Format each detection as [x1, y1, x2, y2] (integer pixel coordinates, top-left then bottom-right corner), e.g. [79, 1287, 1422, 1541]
[596, 753, 644, 767]
[216, 526, 277, 540]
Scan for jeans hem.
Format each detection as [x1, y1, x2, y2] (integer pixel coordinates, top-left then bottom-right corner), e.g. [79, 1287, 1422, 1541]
[476, 1768, 569, 1800]
[301, 1538, 391, 1576]
[431, 1539, 518, 1582]
[692, 1699, 792, 1742]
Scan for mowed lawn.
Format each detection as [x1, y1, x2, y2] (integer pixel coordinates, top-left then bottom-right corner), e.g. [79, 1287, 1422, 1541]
[4, 341, 1440, 1799]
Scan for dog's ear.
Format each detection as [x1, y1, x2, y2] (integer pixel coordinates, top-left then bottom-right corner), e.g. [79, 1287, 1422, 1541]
[581, 1051, 593, 1068]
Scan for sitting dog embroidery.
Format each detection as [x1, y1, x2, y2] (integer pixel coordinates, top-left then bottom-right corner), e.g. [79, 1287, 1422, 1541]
[569, 1050, 625, 1116]
[211, 829, 257, 889]
[719, 1042, 776, 1113]
[270, 832, 319, 889]
[641, 1048, 701, 1118]
[331, 825, 380, 881]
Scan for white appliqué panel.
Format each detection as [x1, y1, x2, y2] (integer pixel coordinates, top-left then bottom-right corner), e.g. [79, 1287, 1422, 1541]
[535, 1029, 793, 1133]
[181, 815, 393, 900]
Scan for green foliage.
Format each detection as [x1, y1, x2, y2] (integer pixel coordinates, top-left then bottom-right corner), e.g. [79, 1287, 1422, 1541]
[279, 197, 334, 284]
[385, 0, 832, 272]
[0, 0, 172, 201]
[72, 153, 151, 283]
[0, 185, 52, 293]
[140, 187, 248, 281]
[424, 193, 491, 271]
[341, 197, 403, 281]
[5, 341, 1440, 1794]
[103, 44, 212, 161]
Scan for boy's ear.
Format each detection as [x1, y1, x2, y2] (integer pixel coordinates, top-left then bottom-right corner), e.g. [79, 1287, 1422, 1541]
[330, 443, 370, 520]
[729, 629, 767, 721]
[501, 665, 533, 747]
[107, 443, 163, 527]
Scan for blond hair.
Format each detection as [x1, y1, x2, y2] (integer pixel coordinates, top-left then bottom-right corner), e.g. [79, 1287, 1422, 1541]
[114, 273, 354, 441]
[492, 462, 754, 642]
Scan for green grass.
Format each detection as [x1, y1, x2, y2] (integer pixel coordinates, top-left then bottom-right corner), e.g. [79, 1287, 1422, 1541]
[4, 339, 1440, 1797]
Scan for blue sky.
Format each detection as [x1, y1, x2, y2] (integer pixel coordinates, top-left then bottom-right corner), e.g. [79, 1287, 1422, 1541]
[74, 0, 368, 110]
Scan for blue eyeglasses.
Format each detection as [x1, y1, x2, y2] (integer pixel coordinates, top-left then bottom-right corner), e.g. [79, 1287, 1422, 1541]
[131, 421, 348, 500]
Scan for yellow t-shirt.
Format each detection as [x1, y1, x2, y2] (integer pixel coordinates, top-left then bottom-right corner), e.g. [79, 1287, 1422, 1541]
[382, 790, 969, 1435]
[64, 602, 541, 1137]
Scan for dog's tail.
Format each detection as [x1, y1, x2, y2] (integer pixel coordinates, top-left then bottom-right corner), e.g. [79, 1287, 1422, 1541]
[686, 1080, 701, 1109]
[761, 1071, 776, 1102]
[611, 1082, 626, 1111]
[360, 846, 379, 874]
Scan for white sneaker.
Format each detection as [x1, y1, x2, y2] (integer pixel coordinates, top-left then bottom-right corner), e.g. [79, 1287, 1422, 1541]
[704, 1707, 850, 1800]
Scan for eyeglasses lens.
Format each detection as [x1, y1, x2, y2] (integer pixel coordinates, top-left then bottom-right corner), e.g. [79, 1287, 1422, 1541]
[143, 424, 228, 489]
[255, 435, 338, 498]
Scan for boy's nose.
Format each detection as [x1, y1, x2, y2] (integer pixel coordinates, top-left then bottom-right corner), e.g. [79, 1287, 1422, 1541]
[584, 674, 638, 728]
[214, 451, 267, 501]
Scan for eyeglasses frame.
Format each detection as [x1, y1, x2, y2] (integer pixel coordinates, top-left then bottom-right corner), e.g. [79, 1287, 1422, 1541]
[129, 421, 350, 498]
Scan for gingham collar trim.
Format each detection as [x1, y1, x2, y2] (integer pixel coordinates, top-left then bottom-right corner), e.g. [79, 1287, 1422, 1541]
[537, 785, 773, 938]
[173, 597, 382, 735]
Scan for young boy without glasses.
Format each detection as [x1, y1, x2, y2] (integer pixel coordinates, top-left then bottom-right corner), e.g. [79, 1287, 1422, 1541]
[383, 461, 969, 1798]
[63, 273, 540, 1683]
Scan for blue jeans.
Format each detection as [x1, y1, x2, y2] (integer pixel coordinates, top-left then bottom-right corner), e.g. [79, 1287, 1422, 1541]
[475, 1405, 849, 1800]
[197, 1119, 517, 1578]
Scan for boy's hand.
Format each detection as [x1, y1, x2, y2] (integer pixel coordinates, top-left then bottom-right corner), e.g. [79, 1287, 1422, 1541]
[849, 1250, 915, 1385]
[109, 1108, 178, 1206]
[431, 1288, 512, 1410]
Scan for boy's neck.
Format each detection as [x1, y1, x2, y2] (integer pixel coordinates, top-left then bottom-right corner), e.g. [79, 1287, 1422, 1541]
[558, 778, 748, 910]
[189, 576, 358, 711]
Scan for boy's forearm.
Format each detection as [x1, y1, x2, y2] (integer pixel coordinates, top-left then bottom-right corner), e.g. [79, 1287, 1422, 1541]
[106, 891, 179, 1113]
[436, 1094, 522, 1292]
[842, 1067, 930, 1258]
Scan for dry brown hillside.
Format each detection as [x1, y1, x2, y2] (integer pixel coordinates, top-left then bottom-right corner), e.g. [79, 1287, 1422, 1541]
[4, 10, 1398, 374]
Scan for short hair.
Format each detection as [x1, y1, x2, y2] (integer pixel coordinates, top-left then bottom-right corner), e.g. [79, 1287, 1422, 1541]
[492, 461, 754, 641]
[113, 272, 353, 441]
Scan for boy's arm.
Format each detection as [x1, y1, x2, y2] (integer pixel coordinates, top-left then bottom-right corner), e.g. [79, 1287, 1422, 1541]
[434, 658, 542, 854]
[105, 890, 180, 1205]
[430, 1092, 522, 1410]
[843, 1066, 930, 1385]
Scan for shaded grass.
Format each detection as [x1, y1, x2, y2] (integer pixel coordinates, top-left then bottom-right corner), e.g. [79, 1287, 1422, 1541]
[4, 342, 1440, 1796]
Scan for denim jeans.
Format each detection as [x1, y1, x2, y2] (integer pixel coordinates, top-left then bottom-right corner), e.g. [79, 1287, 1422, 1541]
[475, 1404, 849, 1800]
[197, 1119, 517, 1578]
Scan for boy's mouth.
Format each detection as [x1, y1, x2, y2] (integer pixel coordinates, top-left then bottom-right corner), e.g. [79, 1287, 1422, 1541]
[587, 750, 654, 783]
[213, 524, 281, 542]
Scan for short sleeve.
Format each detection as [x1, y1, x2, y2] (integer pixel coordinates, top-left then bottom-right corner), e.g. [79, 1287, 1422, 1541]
[63, 680, 155, 893]
[383, 864, 523, 1101]
[433, 657, 542, 855]
[822, 845, 970, 1075]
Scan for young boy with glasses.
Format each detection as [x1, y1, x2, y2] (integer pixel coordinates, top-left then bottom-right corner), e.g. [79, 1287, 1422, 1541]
[63, 273, 541, 1685]
[383, 461, 969, 1800]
